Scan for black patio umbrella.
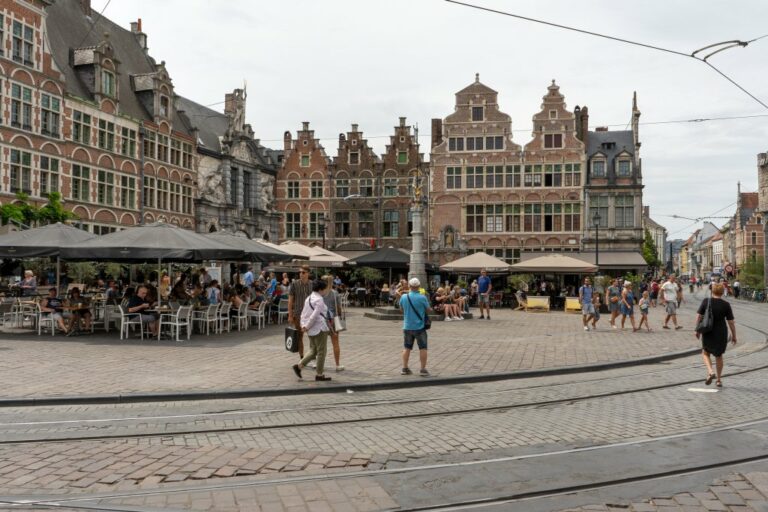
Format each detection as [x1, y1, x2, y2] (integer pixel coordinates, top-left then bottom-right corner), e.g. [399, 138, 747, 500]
[204, 231, 293, 263]
[59, 222, 244, 262]
[0, 222, 98, 290]
[351, 246, 411, 284]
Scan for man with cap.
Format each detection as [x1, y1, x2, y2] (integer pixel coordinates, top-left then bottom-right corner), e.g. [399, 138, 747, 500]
[398, 277, 432, 376]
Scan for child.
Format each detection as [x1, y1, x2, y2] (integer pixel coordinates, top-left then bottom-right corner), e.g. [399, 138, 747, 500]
[638, 290, 652, 332]
[591, 291, 602, 329]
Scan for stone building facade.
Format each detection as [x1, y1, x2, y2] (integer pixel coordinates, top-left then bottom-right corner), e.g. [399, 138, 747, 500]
[429, 76, 586, 266]
[731, 183, 764, 274]
[177, 89, 280, 240]
[759, 152, 768, 286]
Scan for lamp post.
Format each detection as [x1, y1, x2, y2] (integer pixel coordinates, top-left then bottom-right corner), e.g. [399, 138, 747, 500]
[592, 211, 601, 274]
[318, 214, 327, 249]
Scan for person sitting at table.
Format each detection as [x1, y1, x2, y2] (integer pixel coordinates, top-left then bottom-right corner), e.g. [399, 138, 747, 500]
[105, 281, 121, 303]
[433, 287, 463, 321]
[67, 287, 92, 332]
[40, 287, 69, 334]
[248, 286, 267, 309]
[126, 285, 158, 337]
[227, 285, 246, 316]
[169, 277, 190, 302]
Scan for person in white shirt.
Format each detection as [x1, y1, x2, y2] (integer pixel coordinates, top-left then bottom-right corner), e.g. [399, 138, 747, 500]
[660, 274, 682, 330]
[292, 279, 332, 382]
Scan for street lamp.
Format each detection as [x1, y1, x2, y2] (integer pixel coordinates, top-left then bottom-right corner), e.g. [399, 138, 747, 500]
[318, 215, 327, 249]
[592, 211, 601, 274]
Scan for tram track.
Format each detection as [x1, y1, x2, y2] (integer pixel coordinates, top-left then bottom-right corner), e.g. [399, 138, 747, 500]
[1, 355, 767, 446]
[3, 416, 768, 511]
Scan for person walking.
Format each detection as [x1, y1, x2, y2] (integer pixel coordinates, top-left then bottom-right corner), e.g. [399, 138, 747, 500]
[620, 281, 639, 332]
[399, 277, 432, 376]
[591, 291, 602, 330]
[477, 269, 492, 320]
[323, 275, 345, 372]
[288, 266, 313, 358]
[292, 279, 332, 382]
[696, 283, 737, 387]
[607, 278, 622, 329]
[578, 277, 595, 331]
[660, 274, 683, 330]
[638, 290, 652, 332]
[732, 279, 740, 299]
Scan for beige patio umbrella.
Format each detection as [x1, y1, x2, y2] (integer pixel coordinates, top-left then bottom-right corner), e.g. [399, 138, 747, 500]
[510, 254, 598, 273]
[278, 241, 349, 268]
[440, 252, 512, 273]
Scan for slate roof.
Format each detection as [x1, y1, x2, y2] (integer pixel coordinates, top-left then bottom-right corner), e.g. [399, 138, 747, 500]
[174, 96, 228, 152]
[45, 0, 192, 135]
[586, 130, 634, 160]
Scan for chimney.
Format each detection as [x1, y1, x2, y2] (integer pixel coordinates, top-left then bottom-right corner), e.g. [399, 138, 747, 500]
[130, 18, 147, 52]
[595, 126, 608, 132]
[80, 0, 91, 16]
[351, 123, 358, 133]
[399, 116, 406, 127]
[224, 92, 235, 117]
[580, 106, 589, 148]
[431, 118, 443, 148]
[283, 131, 292, 151]
[643, 206, 650, 218]
[302, 121, 310, 132]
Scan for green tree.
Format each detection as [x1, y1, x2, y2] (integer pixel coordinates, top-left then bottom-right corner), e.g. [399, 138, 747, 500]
[37, 192, 77, 224]
[740, 256, 765, 289]
[350, 266, 383, 284]
[0, 192, 38, 226]
[642, 228, 661, 268]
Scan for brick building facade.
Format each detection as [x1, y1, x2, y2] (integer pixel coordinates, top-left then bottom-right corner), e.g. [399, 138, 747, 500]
[759, 152, 768, 286]
[429, 76, 586, 266]
[731, 184, 764, 273]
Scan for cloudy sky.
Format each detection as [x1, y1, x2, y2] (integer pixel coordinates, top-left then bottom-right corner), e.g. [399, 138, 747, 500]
[93, 0, 768, 240]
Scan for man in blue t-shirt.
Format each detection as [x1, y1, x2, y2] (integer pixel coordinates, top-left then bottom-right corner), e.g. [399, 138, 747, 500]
[477, 269, 492, 320]
[579, 277, 595, 331]
[399, 277, 432, 377]
[243, 266, 255, 288]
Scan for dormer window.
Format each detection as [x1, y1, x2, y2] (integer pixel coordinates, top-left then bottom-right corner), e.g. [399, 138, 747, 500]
[101, 70, 116, 97]
[397, 151, 408, 164]
[591, 160, 606, 177]
[159, 95, 170, 117]
[544, 133, 562, 148]
[300, 155, 310, 167]
[472, 106, 484, 121]
[617, 159, 631, 177]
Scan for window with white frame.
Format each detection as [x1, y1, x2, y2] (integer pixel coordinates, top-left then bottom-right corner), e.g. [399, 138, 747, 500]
[97, 119, 115, 151]
[300, 154, 310, 167]
[142, 176, 155, 208]
[359, 178, 373, 197]
[308, 212, 321, 238]
[589, 195, 609, 228]
[0, 15, 4, 57]
[170, 139, 181, 166]
[9, 149, 31, 194]
[287, 181, 299, 199]
[383, 177, 398, 196]
[12, 20, 35, 67]
[358, 211, 373, 237]
[11, 83, 32, 130]
[143, 130, 156, 159]
[157, 134, 169, 162]
[71, 164, 90, 202]
[101, 69, 116, 97]
[397, 151, 408, 164]
[614, 195, 634, 228]
[447, 167, 462, 189]
[119, 176, 136, 209]
[73, 111, 92, 144]
[286, 213, 301, 238]
[157, 179, 169, 210]
[159, 96, 170, 117]
[310, 180, 323, 198]
[39, 156, 59, 196]
[96, 170, 114, 205]
[591, 160, 606, 177]
[182, 185, 193, 214]
[41, 94, 61, 137]
[383, 210, 399, 237]
[182, 142, 193, 169]
[544, 133, 563, 148]
[121, 127, 136, 157]
[335, 179, 349, 198]
[617, 159, 632, 177]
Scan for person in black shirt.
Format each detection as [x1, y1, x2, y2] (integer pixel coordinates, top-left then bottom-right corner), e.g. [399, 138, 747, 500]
[41, 287, 69, 333]
[696, 282, 737, 387]
[126, 286, 158, 337]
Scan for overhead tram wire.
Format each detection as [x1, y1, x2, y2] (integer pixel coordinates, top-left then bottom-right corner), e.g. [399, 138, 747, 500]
[75, 0, 112, 49]
[444, 0, 768, 111]
[667, 202, 737, 236]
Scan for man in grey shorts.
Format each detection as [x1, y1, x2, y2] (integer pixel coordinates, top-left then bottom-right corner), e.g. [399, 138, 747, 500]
[660, 274, 682, 330]
[578, 277, 595, 331]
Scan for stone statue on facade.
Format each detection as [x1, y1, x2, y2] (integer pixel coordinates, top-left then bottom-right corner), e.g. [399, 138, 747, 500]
[200, 163, 227, 203]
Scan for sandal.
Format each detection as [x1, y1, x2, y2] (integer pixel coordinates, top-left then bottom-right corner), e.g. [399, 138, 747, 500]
[716, 380, 722, 388]
[705, 374, 715, 385]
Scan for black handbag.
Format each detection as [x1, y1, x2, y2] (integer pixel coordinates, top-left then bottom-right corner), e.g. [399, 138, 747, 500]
[695, 298, 714, 334]
[284, 326, 299, 352]
[406, 294, 431, 330]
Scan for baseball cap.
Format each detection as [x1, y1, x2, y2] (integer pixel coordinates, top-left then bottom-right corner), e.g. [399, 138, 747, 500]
[408, 277, 421, 287]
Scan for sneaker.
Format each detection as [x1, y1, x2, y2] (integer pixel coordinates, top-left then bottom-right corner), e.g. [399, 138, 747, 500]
[662, 325, 670, 329]
[675, 326, 683, 330]
[315, 375, 332, 381]
[479, 315, 485, 319]
[419, 368, 430, 377]
[456, 316, 464, 321]
[584, 326, 590, 331]
[292, 364, 302, 379]
[612, 325, 617, 329]
[444, 317, 452, 322]
[401, 367, 413, 375]
[336, 365, 345, 372]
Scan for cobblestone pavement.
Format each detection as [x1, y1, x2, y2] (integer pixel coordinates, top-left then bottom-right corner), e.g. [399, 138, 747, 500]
[0, 298, 752, 400]
[559, 472, 768, 511]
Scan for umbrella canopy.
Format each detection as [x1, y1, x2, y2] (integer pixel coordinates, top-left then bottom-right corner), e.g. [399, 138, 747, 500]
[59, 222, 244, 262]
[351, 247, 410, 268]
[278, 241, 348, 267]
[510, 254, 598, 273]
[204, 231, 292, 263]
[440, 252, 512, 273]
[0, 222, 96, 258]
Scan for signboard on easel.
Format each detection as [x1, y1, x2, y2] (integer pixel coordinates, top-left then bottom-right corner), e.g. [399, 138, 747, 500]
[207, 266, 221, 283]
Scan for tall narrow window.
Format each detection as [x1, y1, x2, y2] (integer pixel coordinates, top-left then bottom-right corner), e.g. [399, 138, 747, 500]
[614, 195, 634, 228]
[97, 119, 115, 151]
[243, 172, 252, 209]
[41, 94, 61, 137]
[119, 176, 136, 209]
[466, 205, 483, 233]
[544, 133, 563, 148]
[157, 180, 169, 210]
[71, 165, 91, 202]
[358, 212, 373, 237]
[101, 70, 115, 96]
[287, 181, 299, 199]
[12, 21, 35, 66]
[159, 96, 169, 117]
[591, 160, 606, 177]
[286, 213, 301, 238]
[335, 212, 351, 237]
[335, 179, 349, 198]
[170, 139, 181, 166]
[230, 168, 238, 204]
[300, 155, 310, 167]
[505, 205, 521, 232]
[308, 212, 321, 238]
[397, 151, 408, 164]
[348, 152, 359, 165]
[0, 15, 4, 57]
[589, 196, 609, 228]
[11, 83, 32, 130]
[73, 111, 92, 144]
[142, 176, 155, 208]
[447, 167, 462, 189]
[39, 156, 59, 196]
[121, 127, 137, 157]
[143, 130, 156, 159]
[9, 150, 32, 194]
[505, 165, 521, 187]
[96, 170, 114, 205]
[383, 210, 399, 237]
[182, 143, 193, 168]
[617, 160, 631, 177]
[359, 178, 373, 197]
[383, 178, 398, 196]
[310, 180, 323, 198]
[751, 232, 758, 245]
[157, 134, 169, 162]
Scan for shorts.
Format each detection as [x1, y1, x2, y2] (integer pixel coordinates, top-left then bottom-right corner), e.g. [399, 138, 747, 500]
[665, 302, 677, 315]
[403, 329, 428, 350]
[608, 301, 620, 313]
[478, 293, 490, 305]
[48, 312, 64, 322]
[582, 303, 596, 316]
[140, 313, 156, 323]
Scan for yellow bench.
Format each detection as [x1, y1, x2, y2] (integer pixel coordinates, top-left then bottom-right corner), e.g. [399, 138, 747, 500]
[525, 296, 550, 312]
[565, 297, 582, 313]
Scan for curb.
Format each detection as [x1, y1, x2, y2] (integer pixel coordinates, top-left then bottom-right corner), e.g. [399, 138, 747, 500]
[0, 348, 701, 408]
